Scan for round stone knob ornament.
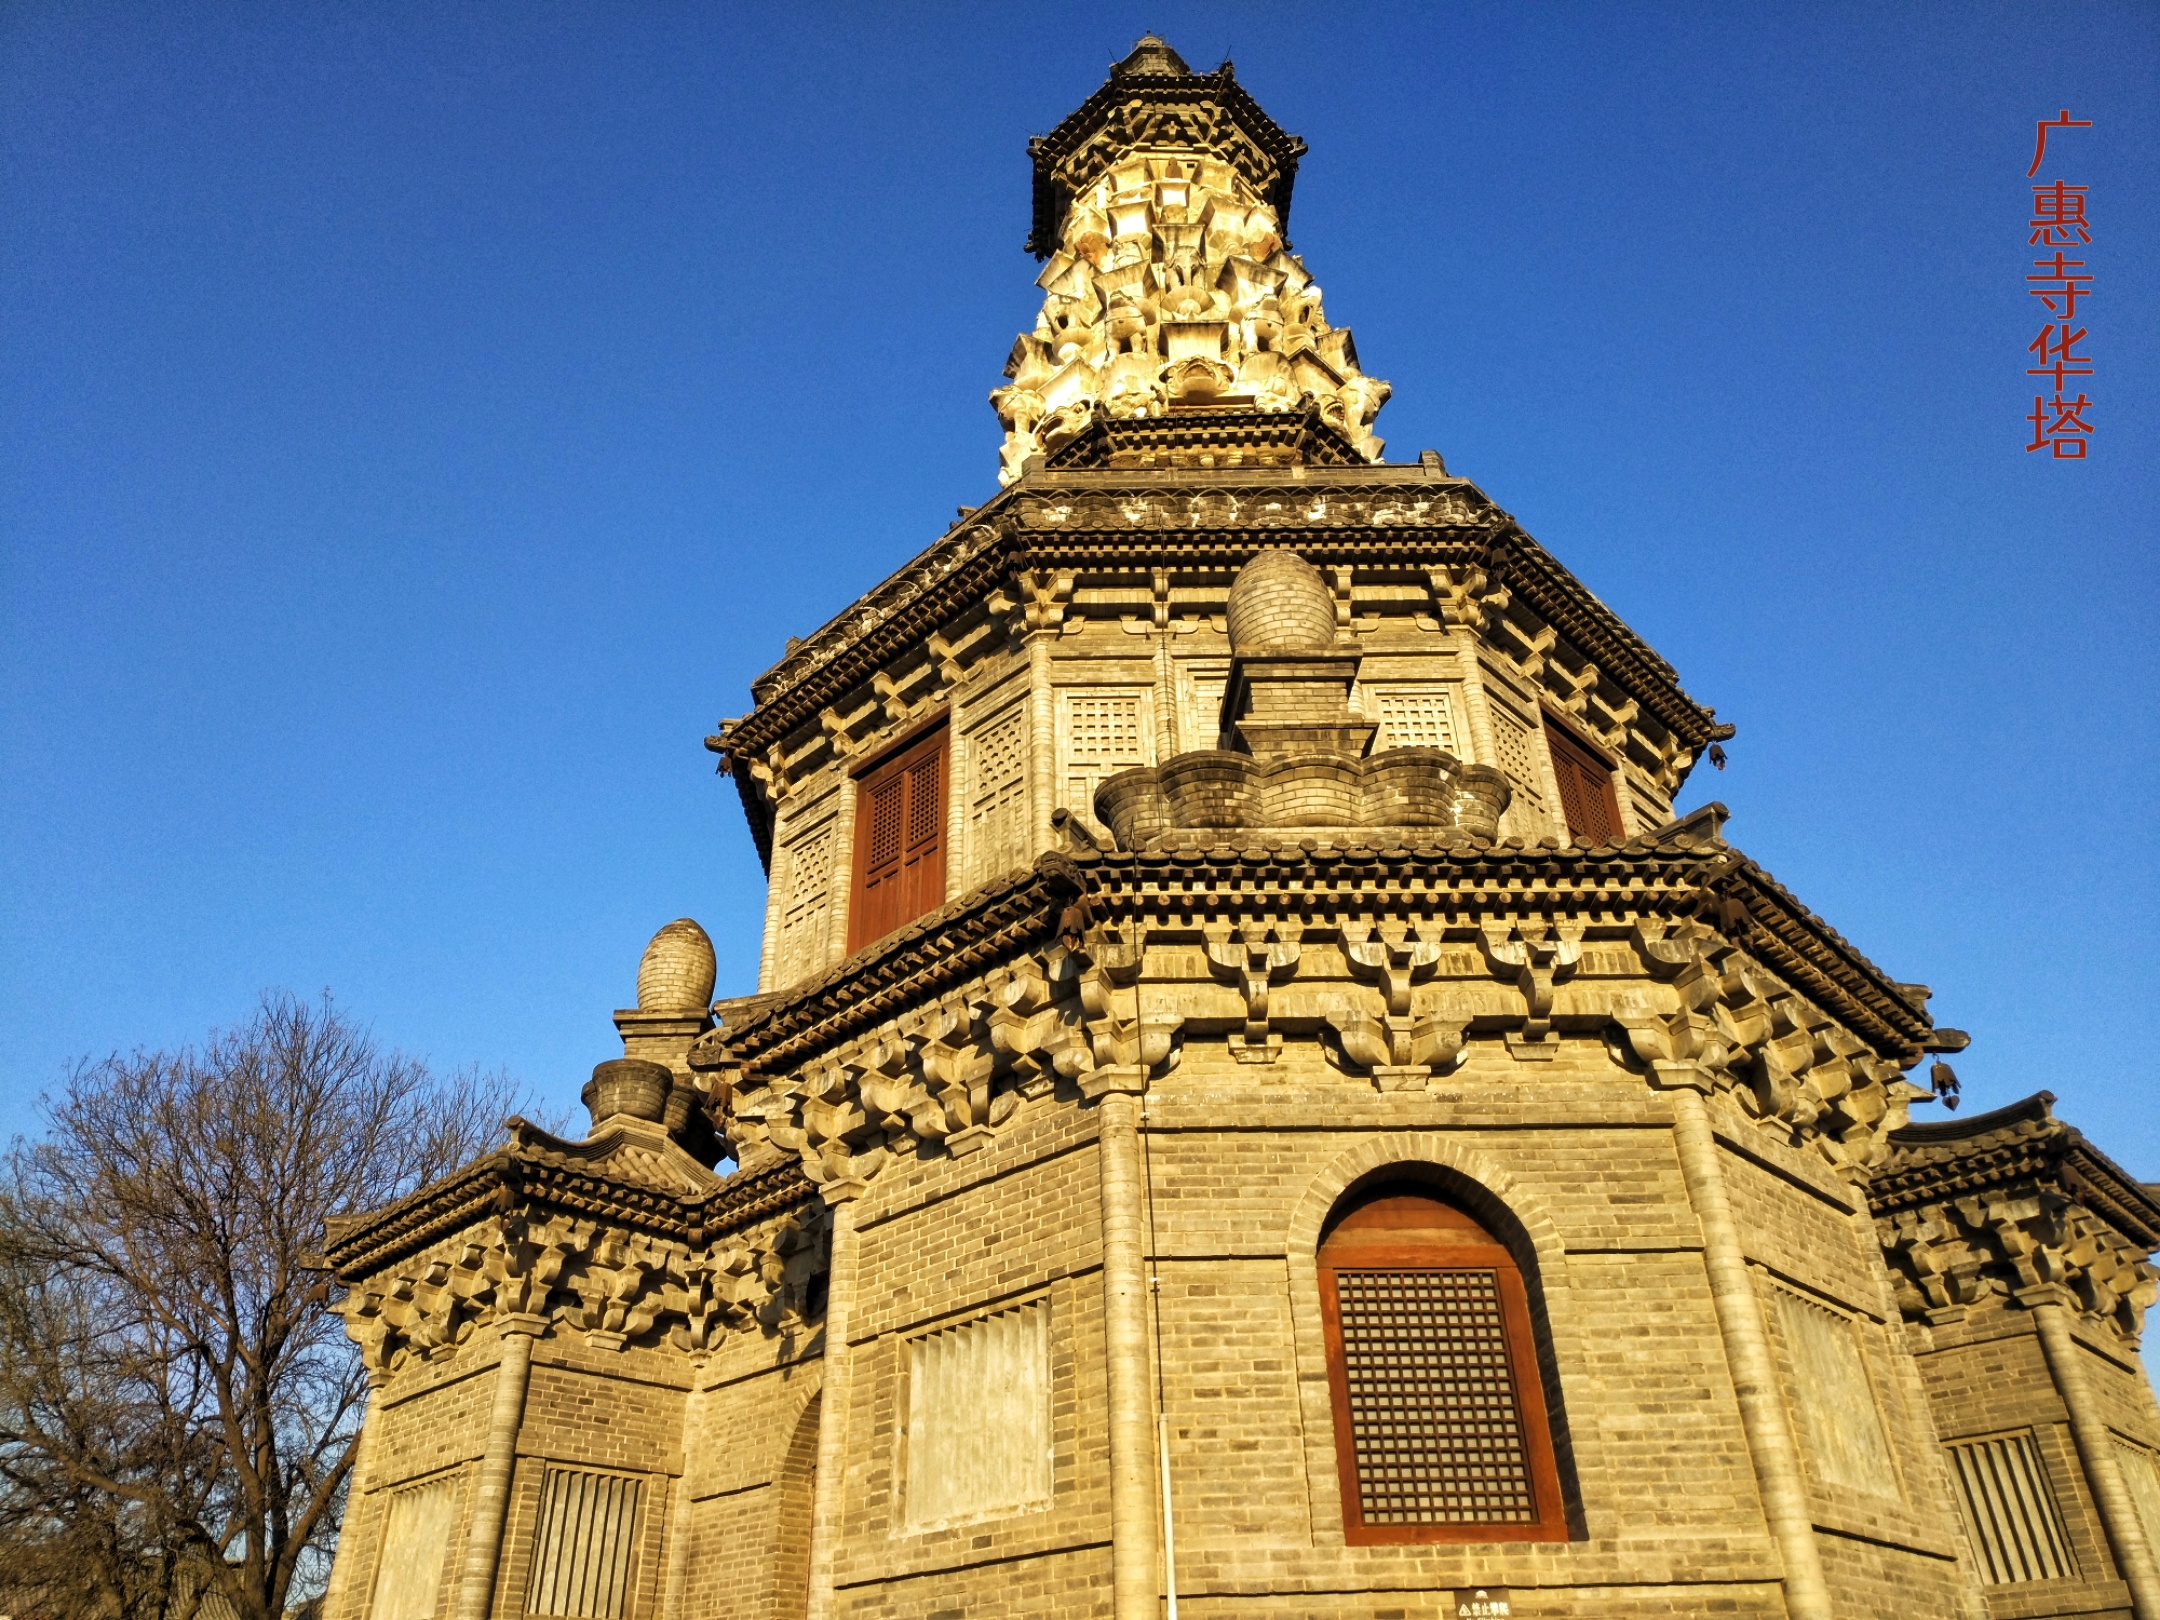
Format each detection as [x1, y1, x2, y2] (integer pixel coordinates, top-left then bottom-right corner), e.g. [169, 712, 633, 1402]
[636, 918, 716, 1013]
[1226, 548, 1338, 655]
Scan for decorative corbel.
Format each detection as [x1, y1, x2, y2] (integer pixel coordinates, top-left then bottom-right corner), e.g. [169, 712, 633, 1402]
[911, 997, 1007, 1155]
[488, 1210, 572, 1321]
[1023, 569, 1076, 635]
[850, 1035, 942, 1156]
[1549, 660, 1598, 718]
[816, 708, 859, 764]
[1206, 922, 1301, 1064]
[1076, 931, 1182, 1076]
[1331, 924, 1464, 1086]
[1598, 695, 1640, 750]
[926, 630, 965, 687]
[1427, 565, 1508, 633]
[1517, 624, 1558, 680]
[985, 952, 1090, 1097]
[749, 743, 790, 807]
[571, 1230, 662, 1351]
[1326, 1007, 1469, 1090]
[1478, 920, 1583, 1058]
[870, 671, 909, 727]
[795, 1055, 886, 1185]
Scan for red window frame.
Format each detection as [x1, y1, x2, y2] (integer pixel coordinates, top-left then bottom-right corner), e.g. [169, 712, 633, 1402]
[1317, 1190, 1568, 1544]
[846, 720, 948, 953]
[1541, 715, 1623, 845]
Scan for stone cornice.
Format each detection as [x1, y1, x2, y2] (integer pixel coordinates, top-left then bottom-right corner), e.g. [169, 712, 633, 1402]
[1070, 838, 1930, 1059]
[708, 860, 1068, 1073]
[717, 469, 1719, 789]
[1869, 1092, 2160, 1336]
[1872, 1093, 2160, 1247]
[703, 835, 1940, 1085]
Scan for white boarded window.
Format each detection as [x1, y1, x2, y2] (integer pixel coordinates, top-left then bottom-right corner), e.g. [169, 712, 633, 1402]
[526, 1467, 642, 1619]
[1948, 1432, 2075, 1584]
[1772, 1289, 1897, 1497]
[906, 1301, 1052, 1527]
[2118, 1437, 2160, 1567]
[1059, 689, 1150, 822]
[1179, 664, 1227, 752]
[1367, 685, 1459, 754]
[774, 820, 834, 987]
[967, 704, 1029, 881]
[369, 1475, 457, 1620]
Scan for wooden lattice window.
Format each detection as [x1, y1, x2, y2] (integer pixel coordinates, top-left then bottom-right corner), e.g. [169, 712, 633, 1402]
[1542, 718, 1622, 845]
[1318, 1186, 1567, 1544]
[848, 722, 947, 952]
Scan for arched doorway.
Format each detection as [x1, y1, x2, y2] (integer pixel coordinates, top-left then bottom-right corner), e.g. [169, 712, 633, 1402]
[771, 1391, 820, 1619]
[1316, 1183, 1568, 1543]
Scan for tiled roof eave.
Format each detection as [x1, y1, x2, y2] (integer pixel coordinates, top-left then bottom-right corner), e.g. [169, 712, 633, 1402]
[321, 1127, 817, 1285]
[1871, 1093, 2160, 1247]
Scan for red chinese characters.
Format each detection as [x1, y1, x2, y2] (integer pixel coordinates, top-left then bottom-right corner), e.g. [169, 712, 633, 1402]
[2024, 111, 2094, 459]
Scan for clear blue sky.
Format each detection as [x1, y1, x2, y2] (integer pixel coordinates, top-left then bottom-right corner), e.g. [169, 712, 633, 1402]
[4, 5, 2155, 1169]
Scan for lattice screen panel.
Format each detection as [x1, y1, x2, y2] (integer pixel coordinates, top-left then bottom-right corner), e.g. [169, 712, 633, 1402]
[1060, 689, 1149, 820]
[1369, 686, 1459, 754]
[775, 822, 833, 987]
[1333, 1268, 1535, 1525]
[1487, 709, 1541, 802]
[968, 704, 1028, 880]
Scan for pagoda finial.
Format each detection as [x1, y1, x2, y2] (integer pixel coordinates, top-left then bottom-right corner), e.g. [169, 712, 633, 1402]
[1114, 34, 1190, 77]
[992, 52, 1388, 485]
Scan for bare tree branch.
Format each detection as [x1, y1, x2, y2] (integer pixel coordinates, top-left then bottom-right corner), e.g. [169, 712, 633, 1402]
[0, 992, 545, 1620]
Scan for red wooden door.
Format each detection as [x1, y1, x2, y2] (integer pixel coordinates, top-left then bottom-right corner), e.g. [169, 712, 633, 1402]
[1542, 720, 1622, 845]
[848, 726, 947, 952]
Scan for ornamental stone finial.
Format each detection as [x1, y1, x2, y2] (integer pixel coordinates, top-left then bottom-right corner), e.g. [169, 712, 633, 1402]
[1226, 548, 1338, 655]
[994, 51, 1388, 483]
[636, 918, 716, 1013]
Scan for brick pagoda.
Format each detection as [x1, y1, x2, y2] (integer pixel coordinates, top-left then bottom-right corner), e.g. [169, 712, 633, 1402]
[320, 38, 2160, 1620]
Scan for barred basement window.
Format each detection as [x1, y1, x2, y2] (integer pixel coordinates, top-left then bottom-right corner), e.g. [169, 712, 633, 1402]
[525, 1466, 642, 1619]
[1318, 1185, 1566, 1544]
[847, 722, 948, 952]
[1946, 1432, 2075, 1584]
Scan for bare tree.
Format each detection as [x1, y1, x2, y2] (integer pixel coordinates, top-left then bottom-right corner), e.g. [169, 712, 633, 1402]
[0, 993, 539, 1620]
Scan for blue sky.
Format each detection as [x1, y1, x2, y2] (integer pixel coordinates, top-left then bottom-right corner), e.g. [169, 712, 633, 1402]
[4, 4, 2155, 1168]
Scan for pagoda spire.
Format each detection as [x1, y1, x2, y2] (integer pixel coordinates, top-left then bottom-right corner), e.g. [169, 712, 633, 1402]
[991, 39, 1390, 484]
